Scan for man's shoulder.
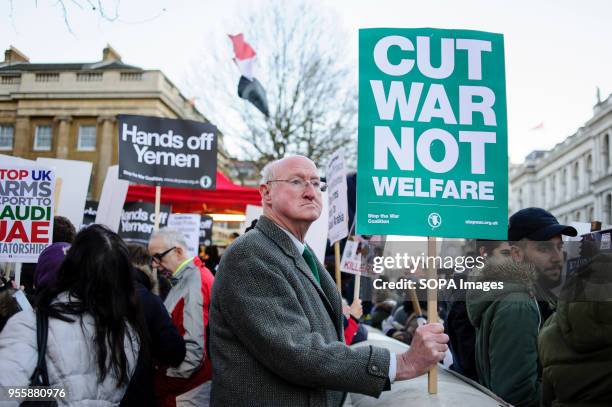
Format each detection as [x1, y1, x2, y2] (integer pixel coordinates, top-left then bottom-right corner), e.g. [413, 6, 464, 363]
[225, 228, 276, 256]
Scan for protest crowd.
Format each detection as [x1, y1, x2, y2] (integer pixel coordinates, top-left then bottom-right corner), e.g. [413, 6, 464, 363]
[0, 23, 610, 407]
[0, 154, 610, 407]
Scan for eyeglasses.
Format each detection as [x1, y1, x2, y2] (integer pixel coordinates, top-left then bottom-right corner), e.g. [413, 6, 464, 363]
[151, 246, 176, 265]
[267, 178, 328, 192]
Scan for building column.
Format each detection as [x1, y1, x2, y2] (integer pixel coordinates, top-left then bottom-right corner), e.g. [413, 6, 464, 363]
[95, 115, 116, 199]
[544, 177, 551, 208]
[565, 168, 571, 201]
[594, 193, 603, 224]
[578, 157, 585, 194]
[608, 131, 612, 175]
[12, 116, 31, 158]
[54, 115, 72, 159]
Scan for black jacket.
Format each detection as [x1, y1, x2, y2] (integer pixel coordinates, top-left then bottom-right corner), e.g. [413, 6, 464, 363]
[122, 275, 186, 406]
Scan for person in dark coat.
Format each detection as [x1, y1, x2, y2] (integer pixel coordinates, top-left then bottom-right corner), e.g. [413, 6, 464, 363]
[538, 253, 612, 406]
[445, 240, 511, 381]
[122, 245, 186, 406]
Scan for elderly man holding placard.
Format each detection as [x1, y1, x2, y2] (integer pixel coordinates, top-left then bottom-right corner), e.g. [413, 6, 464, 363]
[210, 155, 448, 406]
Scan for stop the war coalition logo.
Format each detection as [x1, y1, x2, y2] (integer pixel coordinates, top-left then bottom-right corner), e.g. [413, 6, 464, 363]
[0, 167, 55, 262]
[357, 28, 508, 239]
[118, 115, 218, 189]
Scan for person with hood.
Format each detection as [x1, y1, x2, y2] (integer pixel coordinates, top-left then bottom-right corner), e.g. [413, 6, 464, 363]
[466, 208, 577, 407]
[538, 252, 612, 406]
[0, 224, 146, 405]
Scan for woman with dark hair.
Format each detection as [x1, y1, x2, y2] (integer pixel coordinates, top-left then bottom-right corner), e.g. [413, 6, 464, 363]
[0, 224, 146, 404]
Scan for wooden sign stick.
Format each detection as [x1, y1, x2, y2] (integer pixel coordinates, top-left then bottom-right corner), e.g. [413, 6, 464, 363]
[427, 235, 439, 395]
[353, 272, 361, 301]
[409, 287, 423, 316]
[154, 185, 162, 231]
[53, 177, 63, 214]
[334, 241, 342, 292]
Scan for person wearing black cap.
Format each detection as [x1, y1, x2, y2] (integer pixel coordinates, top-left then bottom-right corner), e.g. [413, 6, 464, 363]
[467, 207, 577, 407]
[508, 207, 578, 322]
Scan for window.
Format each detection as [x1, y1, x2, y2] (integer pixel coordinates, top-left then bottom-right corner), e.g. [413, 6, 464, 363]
[34, 125, 52, 151]
[0, 125, 14, 150]
[77, 125, 97, 151]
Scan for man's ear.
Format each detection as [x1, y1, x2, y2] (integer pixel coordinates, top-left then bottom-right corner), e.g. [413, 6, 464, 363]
[259, 184, 272, 204]
[510, 245, 525, 262]
[175, 245, 185, 257]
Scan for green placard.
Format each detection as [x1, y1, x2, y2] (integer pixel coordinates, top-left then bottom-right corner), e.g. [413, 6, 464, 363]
[357, 28, 508, 239]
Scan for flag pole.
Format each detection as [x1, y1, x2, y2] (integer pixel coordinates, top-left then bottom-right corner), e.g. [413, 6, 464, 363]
[427, 235, 438, 394]
[334, 241, 342, 292]
[353, 272, 361, 301]
[154, 185, 161, 231]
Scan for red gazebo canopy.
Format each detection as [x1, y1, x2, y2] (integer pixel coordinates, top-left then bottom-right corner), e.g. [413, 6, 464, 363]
[126, 171, 261, 214]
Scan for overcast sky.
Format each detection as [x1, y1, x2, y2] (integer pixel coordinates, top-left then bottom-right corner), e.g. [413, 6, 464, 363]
[2, 0, 611, 164]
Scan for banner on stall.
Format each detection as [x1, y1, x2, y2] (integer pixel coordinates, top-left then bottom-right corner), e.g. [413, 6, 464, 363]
[326, 149, 349, 245]
[357, 28, 508, 239]
[199, 215, 214, 246]
[168, 213, 201, 257]
[0, 166, 55, 262]
[118, 115, 218, 189]
[119, 202, 170, 246]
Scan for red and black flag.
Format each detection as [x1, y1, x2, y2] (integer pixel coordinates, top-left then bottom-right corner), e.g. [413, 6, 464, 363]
[228, 33, 270, 118]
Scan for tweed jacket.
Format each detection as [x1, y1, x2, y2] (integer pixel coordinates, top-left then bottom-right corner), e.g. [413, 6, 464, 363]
[210, 216, 390, 406]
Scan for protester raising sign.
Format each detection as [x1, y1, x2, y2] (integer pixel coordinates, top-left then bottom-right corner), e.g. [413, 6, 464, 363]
[119, 202, 170, 246]
[118, 115, 218, 189]
[357, 28, 508, 239]
[0, 166, 55, 262]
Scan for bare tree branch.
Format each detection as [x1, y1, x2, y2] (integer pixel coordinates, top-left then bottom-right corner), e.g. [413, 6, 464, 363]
[187, 0, 357, 171]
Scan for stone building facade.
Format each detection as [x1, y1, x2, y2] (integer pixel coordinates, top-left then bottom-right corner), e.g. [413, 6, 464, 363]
[510, 92, 612, 225]
[0, 45, 226, 199]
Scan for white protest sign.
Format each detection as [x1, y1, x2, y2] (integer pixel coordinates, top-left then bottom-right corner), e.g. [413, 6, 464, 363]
[168, 213, 201, 257]
[305, 190, 329, 263]
[326, 149, 349, 245]
[242, 204, 263, 234]
[95, 166, 129, 232]
[0, 166, 55, 262]
[340, 239, 362, 275]
[0, 154, 35, 165]
[37, 158, 92, 230]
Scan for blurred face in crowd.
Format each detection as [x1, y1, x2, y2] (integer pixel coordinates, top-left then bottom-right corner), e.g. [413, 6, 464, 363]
[148, 236, 187, 274]
[512, 236, 564, 288]
[260, 156, 323, 239]
[479, 241, 512, 260]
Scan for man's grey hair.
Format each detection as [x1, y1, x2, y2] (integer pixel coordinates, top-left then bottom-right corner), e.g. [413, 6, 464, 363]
[259, 156, 318, 185]
[150, 227, 189, 250]
[260, 159, 281, 185]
